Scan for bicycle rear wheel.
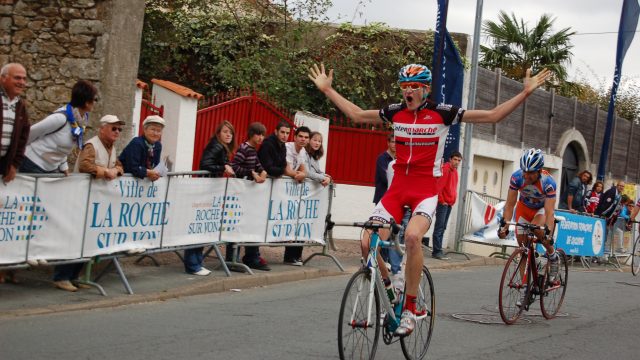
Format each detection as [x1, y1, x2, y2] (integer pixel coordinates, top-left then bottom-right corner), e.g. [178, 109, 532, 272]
[632, 235, 640, 276]
[498, 248, 527, 325]
[400, 266, 435, 360]
[338, 268, 381, 360]
[540, 249, 569, 319]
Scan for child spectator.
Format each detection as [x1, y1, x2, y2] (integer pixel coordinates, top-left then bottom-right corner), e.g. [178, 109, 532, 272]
[229, 122, 270, 271]
[585, 181, 604, 214]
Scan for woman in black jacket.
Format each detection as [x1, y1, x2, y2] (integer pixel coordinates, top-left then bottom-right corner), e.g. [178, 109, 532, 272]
[184, 121, 236, 276]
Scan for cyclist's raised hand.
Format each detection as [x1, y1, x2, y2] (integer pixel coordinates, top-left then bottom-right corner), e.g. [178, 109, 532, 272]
[308, 63, 334, 93]
[523, 68, 551, 96]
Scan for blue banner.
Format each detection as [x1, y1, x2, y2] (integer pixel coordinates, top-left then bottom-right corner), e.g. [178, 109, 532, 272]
[596, 0, 640, 181]
[554, 212, 606, 257]
[431, 0, 465, 160]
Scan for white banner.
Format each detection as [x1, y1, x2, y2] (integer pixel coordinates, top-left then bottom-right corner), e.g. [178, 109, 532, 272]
[463, 192, 517, 247]
[267, 178, 304, 242]
[0, 176, 35, 264]
[162, 176, 226, 247]
[298, 181, 329, 244]
[1, 175, 330, 266]
[84, 177, 167, 256]
[221, 178, 271, 243]
[28, 175, 89, 260]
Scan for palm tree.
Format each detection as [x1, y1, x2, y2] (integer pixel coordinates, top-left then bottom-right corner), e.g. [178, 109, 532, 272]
[480, 11, 576, 83]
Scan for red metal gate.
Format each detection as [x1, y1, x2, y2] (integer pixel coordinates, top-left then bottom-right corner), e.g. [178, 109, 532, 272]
[193, 91, 389, 186]
[193, 90, 295, 170]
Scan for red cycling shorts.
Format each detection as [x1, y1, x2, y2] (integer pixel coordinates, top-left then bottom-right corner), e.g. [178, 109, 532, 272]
[371, 173, 439, 223]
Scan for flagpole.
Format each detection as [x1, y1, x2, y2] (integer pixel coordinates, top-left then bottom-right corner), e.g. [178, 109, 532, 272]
[453, 0, 483, 252]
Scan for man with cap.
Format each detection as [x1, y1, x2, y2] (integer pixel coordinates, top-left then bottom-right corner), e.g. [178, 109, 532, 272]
[75, 114, 124, 179]
[51, 115, 127, 292]
[119, 115, 164, 181]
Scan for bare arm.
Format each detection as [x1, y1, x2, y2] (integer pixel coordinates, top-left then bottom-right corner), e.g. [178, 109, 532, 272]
[502, 189, 519, 226]
[544, 197, 557, 231]
[463, 68, 552, 124]
[308, 63, 381, 125]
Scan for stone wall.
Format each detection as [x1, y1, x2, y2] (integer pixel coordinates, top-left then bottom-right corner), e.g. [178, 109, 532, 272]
[0, 0, 145, 146]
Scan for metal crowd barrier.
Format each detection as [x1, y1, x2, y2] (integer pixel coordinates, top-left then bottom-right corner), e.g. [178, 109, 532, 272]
[457, 190, 510, 258]
[0, 171, 340, 296]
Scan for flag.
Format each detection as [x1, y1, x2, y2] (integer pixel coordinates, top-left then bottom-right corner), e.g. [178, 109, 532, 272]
[431, 0, 465, 160]
[597, 0, 640, 181]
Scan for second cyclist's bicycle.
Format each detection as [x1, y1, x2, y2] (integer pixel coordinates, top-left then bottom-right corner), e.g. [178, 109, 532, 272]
[498, 220, 568, 325]
[330, 220, 435, 360]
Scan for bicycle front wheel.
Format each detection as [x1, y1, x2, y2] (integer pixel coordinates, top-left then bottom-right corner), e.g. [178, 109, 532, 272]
[540, 249, 569, 319]
[400, 266, 435, 360]
[632, 234, 640, 276]
[498, 248, 527, 325]
[338, 268, 381, 360]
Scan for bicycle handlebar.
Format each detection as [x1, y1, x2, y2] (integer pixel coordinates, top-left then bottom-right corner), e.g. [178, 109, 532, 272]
[503, 222, 546, 231]
[328, 220, 404, 256]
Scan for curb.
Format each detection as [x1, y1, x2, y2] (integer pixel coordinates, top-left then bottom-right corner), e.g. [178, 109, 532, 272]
[0, 258, 505, 319]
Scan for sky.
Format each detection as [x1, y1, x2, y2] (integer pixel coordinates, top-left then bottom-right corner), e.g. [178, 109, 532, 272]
[325, 0, 640, 88]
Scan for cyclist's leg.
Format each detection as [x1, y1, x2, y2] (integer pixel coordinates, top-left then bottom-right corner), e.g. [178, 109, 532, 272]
[404, 195, 437, 304]
[368, 197, 404, 283]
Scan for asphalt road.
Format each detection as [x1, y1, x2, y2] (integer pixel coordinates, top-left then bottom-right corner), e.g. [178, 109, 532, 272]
[1, 266, 639, 359]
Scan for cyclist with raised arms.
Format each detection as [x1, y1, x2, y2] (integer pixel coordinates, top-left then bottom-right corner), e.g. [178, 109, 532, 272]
[308, 63, 550, 336]
[498, 149, 559, 305]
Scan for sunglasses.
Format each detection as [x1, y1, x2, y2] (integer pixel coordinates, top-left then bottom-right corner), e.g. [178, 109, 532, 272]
[399, 82, 426, 91]
[111, 126, 123, 132]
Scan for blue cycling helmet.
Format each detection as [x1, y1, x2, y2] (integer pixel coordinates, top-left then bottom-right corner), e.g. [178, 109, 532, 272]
[520, 148, 544, 171]
[398, 64, 432, 84]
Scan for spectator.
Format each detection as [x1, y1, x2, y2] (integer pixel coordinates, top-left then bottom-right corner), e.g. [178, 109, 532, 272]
[119, 115, 164, 181]
[257, 120, 297, 179]
[20, 80, 97, 175]
[595, 180, 625, 219]
[304, 131, 331, 186]
[16, 80, 97, 292]
[183, 121, 237, 276]
[283, 126, 311, 266]
[595, 181, 625, 257]
[75, 115, 124, 178]
[373, 133, 395, 204]
[229, 122, 270, 271]
[53, 115, 127, 292]
[585, 181, 604, 214]
[612, 195, 633, 253]
[0, 63, 30, 284]
[431, 151, 462, 260]
[561, 170, 592, 213]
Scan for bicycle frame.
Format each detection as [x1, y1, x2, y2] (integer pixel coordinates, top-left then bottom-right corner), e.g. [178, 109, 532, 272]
[354, 229, 402, 330]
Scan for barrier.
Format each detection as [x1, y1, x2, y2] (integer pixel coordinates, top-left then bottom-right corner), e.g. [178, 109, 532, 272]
[459, 191, 516, 258]
[0, 172, 336, 294]
[458, 191, 609, 262]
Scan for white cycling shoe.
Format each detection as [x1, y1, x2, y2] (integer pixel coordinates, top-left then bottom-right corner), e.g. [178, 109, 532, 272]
[395, 310, 416, 337]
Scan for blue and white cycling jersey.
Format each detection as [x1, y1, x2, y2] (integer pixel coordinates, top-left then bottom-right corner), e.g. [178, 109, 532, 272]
[509, 169, 557, 209]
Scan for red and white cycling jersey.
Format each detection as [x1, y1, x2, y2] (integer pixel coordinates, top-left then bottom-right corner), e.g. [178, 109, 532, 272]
[379, 100, 464, 177]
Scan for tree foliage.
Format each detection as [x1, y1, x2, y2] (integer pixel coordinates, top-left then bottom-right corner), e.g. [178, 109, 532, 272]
[139, 0, 437, 116]
[480, 11, 575, 83]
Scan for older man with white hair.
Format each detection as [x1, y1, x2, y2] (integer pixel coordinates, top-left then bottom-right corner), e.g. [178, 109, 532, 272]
[0, 63, 30, 285]
[0, 63, 29, 185]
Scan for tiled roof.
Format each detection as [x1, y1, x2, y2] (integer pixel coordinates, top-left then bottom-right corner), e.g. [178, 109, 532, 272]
[151, 79, 204, 100]
[136, 79, 149, 90]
